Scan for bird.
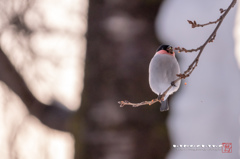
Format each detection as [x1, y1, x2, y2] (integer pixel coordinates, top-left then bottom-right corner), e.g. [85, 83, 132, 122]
[149, 45, 181, 112]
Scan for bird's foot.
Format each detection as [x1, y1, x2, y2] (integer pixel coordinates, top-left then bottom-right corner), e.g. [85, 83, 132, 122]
[158, 94, 162, 101]
[171, 81, 176, 87]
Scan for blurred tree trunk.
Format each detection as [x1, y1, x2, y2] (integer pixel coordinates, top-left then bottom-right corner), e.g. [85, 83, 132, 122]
[77, 0, 170, 159]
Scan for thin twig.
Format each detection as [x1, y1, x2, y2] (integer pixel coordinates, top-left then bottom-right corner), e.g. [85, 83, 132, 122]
[119, 98, 159, 107]
[118, 0, 237, 108]
[187, 18, 221, 28]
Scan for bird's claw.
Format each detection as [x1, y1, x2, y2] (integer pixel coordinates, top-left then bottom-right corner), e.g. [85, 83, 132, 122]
[171, 81, 176, 87]
[158, 94, 162, 101]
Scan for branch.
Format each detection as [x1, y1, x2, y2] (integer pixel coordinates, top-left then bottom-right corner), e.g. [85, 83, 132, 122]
[119, 98, 159, 107]
[187, 16, 221, 28]
[118, 0, 237, 108]
[0, 47, 72, 131]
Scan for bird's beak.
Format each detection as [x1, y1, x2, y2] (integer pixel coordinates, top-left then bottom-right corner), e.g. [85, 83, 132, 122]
[167, 46, 173, 54]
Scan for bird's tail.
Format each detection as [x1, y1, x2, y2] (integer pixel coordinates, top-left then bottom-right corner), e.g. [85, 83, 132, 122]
[160, 99, 169, 112]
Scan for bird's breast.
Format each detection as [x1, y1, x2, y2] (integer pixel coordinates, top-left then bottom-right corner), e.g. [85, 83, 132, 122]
[149, 54, 180, 95]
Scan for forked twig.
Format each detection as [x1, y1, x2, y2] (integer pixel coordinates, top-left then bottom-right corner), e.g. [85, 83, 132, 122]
[118, 0, 237, 108]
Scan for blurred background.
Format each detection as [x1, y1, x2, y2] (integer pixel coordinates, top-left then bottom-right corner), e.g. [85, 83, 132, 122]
[0, 0, 239, 159]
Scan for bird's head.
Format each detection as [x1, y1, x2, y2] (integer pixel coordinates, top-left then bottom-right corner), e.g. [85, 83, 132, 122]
[156, 45, 173, 54]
